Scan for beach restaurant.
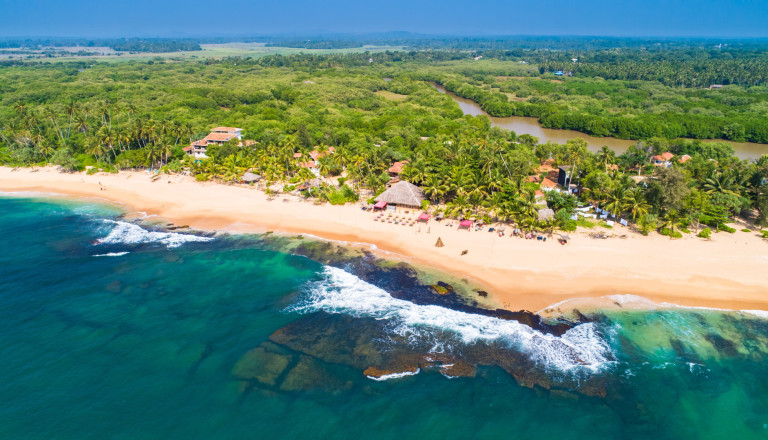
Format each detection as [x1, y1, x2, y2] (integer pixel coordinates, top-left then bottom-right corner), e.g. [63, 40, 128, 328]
[374, 181, 425, 211]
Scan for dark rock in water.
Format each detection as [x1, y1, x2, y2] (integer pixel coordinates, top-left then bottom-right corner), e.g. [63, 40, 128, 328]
[270, 314, 387, 370]
[266, 312, 608, 398]
[431, 285, 450, 295]
[436, 359, 476, 378]
[364, 365, 418, 379]
[669, 338, 701, 364]
[704, 333, 739, 357]
[232, 344, 292, 386]
[476, 290, 489, 297]
[280, 355, 350, 393]
[272, 237, 580, 336]
[105, 280, 122, 293]
[550, 389, 580, 400]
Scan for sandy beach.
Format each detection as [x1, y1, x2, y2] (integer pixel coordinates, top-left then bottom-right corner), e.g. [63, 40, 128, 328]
[1, 165, 767, 312]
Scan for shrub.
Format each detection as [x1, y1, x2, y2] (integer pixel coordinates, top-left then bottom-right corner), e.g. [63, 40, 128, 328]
[50, 148, 81, 172]
[86, 167, 99, 175]
[661, 227, 683, 238]
[718, 225, 736, 233]
[638, 213, 658, 236]
[575, 217, 596, 229]
[698, 228, 712, 239]
[76, 153, 97, 168]
[741, 228, 751, 233]
[761, 230, 768, 239]
[283, 184, 296, 192]
[195, 173, 209, 182]
[555, 209, 577, 231]
[680, 227, 690, 234]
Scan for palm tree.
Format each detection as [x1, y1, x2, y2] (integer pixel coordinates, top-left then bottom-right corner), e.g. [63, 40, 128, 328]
[74, 112, 89, 134]
[702, 172, 741, 196]
[422, 175, 447, 204]
[604, 186, 626, 218]
[145, 143, 162, 168]
[661, 209, 682, 236]
[597, 146, 616, 168]
[622, 189, 650, 221]
[86, 138, 107, 161]
[161, 143, 174, 165]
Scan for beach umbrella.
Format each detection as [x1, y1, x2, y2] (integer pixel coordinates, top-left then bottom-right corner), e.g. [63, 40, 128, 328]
[559, 234, 570, 240]
[435, 237, 444, 248]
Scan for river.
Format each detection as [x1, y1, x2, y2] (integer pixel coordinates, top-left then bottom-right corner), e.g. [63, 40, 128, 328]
[432, 83, 768, 160]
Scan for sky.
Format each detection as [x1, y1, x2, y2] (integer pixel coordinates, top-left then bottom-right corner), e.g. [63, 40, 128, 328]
[1, 0, 767, 38]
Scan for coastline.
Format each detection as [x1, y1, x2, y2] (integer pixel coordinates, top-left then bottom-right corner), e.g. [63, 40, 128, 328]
[2, 165, 767, 313]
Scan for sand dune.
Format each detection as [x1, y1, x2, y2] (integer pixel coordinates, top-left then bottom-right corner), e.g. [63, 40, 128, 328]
[2, 166, 767, 312]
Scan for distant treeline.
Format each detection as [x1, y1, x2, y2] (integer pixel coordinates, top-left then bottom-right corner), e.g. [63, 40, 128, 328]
[259, 35, 768, 51]
[265, 40, 365, 49]
[0, 38, 201, 53]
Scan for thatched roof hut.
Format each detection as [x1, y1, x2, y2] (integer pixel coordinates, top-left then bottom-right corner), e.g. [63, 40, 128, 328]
[242, 172, 261, 183]
[537, 208, 555, 221]
[374, 181, 424, 208]
[296, 179, 321, 191]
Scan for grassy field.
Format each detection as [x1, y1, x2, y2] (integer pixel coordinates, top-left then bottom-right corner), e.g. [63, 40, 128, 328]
[2, 42, 405, 63]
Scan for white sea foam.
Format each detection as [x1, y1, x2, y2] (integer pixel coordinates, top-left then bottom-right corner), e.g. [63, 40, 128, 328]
[741, 310, 768, 319]
[294, 266, 614, 372]
[366, 369, 421, 381]
[94, 252, 130, 257]
[97, 220, 213, 249]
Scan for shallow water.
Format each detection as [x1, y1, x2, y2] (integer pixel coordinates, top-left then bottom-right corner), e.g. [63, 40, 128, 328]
[1, 194, 768, 439]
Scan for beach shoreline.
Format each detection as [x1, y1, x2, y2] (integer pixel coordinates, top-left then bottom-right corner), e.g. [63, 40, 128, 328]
[2, 165, 767, 313]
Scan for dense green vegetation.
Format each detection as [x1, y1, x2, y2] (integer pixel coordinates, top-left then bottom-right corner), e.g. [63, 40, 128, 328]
[1, 50, 767, 232]
[428, 60, 768, 143]
[0, 38, 201, 53]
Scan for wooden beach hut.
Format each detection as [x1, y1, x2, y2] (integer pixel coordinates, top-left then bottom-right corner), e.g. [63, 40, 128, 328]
[374, 181, 425, 211]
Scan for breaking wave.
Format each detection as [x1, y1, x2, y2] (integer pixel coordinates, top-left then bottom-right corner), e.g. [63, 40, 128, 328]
[94, 252, 130, 257]
[293, 266, 614, 372]
[97, 220, 213, 249]
[366, 369, 421, 381]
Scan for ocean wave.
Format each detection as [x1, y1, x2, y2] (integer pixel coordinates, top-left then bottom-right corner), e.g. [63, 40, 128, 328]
[293, 266, 614, 372]
[97, 220, 213, 249]
[366, 369, 421, 381]
[94, 252, 130, 257]
[741, 310, 768, 319]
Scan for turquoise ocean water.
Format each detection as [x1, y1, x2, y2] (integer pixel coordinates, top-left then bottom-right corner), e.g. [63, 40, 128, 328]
[1, 194, 768, 439]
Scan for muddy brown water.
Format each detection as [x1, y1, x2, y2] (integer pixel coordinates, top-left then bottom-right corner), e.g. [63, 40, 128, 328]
[431, 83, 767, 160]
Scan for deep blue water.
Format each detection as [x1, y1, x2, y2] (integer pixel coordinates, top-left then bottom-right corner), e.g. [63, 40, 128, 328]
[1, 194, 768, 439]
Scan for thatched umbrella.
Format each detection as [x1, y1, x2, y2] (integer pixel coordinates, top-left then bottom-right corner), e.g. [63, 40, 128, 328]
[435, 237, 444, 248]
[537, 208, 555, 221]
[374, 181, 425, 208]
[242, 172, 261, 183]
